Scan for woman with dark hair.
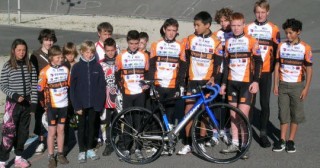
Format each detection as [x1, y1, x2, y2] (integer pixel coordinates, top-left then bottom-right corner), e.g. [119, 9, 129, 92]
[0, 39, 38, 168]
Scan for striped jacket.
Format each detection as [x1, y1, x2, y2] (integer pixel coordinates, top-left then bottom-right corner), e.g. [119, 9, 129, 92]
[0, 60, 38, 111]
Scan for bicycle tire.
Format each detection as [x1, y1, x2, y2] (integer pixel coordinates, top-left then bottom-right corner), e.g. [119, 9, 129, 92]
[110, 107, 165, 164]
[191, 103, 252, 163]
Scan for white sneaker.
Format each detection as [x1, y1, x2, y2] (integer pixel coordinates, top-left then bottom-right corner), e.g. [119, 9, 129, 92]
[177, 145, 191, 155]
[198, 143, 206, 153]
[168, 124, 174, 131]
[0, 162, 6, 168]
[205, 136, 219, 147]
[35, 143, 45, 154]
[221, 129, 231, 144]
[146, 147, 157, 156]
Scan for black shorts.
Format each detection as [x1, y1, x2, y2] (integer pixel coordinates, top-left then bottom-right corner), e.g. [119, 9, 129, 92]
[227, 81, 253, 105]
[47, 107, 68, 126]
[186, 80, 208, 94]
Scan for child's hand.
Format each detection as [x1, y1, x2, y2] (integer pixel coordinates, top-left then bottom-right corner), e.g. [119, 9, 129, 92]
[18, 96, 24, 103]
[220, 84, 226, 95]
[207, 77, 215, 86]
[300, 88, 309, 100]
[249, 82, 259, 94]
[77, 110, 83, 115]
[142, 85, 150, 90]
[273, 86, 279, 96]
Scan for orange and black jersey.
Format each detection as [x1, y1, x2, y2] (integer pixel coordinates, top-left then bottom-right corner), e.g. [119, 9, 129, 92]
[149, 39, 187, 88]
[213, 29, 233, 74]
[276, 40, 313, 83]
[115, 49, 149, 95]
[244, 20, 280, 73]
[38, 64, 70, 108]
[222, 33, 263, 83]
[185, 32, 223, 82]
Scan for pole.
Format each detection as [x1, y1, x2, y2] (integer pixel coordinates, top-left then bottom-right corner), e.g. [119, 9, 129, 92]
[8, 0, 10, 24]
[18, 0, 21, 23]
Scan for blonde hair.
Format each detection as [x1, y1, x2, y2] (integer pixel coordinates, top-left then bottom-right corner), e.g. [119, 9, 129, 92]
[48, 45, 62, 61]
[254, 0, 270, 12]
[80, 41, 96, 53]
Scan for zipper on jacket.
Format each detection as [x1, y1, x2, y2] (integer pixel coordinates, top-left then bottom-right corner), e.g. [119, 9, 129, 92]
[88, 62, 91, 107]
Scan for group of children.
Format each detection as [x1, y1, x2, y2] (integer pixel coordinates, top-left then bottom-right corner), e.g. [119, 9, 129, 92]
[0, 0, 313, 167]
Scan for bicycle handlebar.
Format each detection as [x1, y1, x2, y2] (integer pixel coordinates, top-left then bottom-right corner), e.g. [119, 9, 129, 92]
[140, 80, 221, 102]
[204, 84, 221, 102]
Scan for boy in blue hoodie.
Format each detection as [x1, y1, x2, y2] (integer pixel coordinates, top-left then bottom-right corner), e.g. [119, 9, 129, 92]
[70, 41, 106, 163]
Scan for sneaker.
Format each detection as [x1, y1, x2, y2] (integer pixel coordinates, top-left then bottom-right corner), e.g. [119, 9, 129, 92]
[272, 139, 286, 152]
[198, 143, 206, 153]
[135, 149, 144, 160]
[205, 136, 219, 147]
[168, 124, 174, 131]
[96, 141, 103, 149]
[147, 147, 158, 156]
[0, 162, 5, 168]
[78, 152, 86, 163]
[221, 129, 231, 144]
[87, 149, 100, 160]
[122, 150, 130, 158]
[14, 157, 30, 168]
[260, 136, 271, 148]
[48, 155, 56, 168]
[56, 153, 69, 164]
[240, 147, 250, 160]
[241, 151, 250, 160]
[161, 150, 169, 155]
[286, 140, 296, 153]
[102, 143, 114, 156]
[177, 145, 191, 155]
[35, 143, 45, 154]
[221, 144, 239, 153]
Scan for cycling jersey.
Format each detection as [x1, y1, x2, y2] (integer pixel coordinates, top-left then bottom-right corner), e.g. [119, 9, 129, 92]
[100, 58, 117, 108]
[213, 29, 233, 74]
[213, 29, 233, 47]
[276, 40, 312, 82]
[185, 32, 223, 81]
[38, 64, 70, 108]
[224, 33, 262, 83]
[149, 39, 186, 88]
[244, 21, 280, 72]
[115, 49, 149, 95]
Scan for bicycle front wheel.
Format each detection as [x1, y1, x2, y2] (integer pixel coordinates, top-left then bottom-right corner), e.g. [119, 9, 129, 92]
[191, 103, 252, 164]
[110, 107, 165, 164]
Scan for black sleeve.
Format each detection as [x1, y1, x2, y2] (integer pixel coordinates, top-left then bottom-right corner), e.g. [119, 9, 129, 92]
[30, 54, 39, 75]
[185, 49, 191, 80]
[221, 56, 229, 85]
[177, 59, 187, 88]
[115, 70, 122, 91]
[271, 43, 279, 72]
[252, 55, 263, 82]
[147, 56, 157, 80]
[70, 66, 80, 111]
[213, 54, 223, 81]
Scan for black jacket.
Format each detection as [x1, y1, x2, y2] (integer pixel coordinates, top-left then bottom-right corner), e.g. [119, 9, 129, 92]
[70, 56, 106, 112]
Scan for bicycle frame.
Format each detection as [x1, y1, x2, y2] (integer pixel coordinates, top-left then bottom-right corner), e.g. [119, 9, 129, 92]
[137, 84, 220, 142]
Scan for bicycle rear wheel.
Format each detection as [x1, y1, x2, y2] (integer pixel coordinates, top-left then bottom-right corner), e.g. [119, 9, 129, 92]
[110, 107, 165, 164]
[191, 103, 252, 163]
